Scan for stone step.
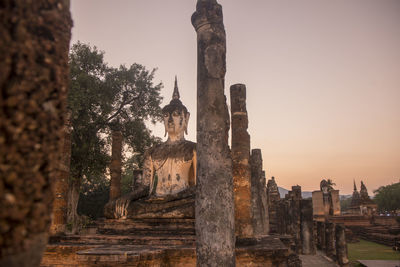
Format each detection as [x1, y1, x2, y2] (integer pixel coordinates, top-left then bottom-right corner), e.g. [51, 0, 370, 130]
[96, 218, 195, 235]
[50, 234, 196, 246]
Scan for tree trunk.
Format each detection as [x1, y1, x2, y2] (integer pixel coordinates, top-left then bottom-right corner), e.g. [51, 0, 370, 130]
[0, 0, 72, 266]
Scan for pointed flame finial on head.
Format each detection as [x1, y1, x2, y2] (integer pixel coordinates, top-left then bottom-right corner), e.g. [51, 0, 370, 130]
[173, 75, 180, 100]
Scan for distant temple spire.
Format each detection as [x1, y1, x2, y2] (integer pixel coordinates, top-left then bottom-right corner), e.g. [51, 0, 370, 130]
[353, 179, 357, 191]
[173, 75, 180, 100]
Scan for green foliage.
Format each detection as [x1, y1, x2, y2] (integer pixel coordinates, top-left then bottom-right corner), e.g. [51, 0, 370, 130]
[373, 182, 400, 213]
[68, 42, 163, 216]
[77, 175, 109, 219]
[340, 197, 352, 211]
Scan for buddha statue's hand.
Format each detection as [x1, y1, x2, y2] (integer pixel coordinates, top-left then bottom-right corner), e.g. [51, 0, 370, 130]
[114, 193, 134, 219]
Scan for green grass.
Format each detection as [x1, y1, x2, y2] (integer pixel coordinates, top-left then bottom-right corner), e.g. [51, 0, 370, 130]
[348, 239, 399, 266]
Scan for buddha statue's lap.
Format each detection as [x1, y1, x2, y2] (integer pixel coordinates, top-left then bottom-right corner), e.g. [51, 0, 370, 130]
[104, 78, 196, 219]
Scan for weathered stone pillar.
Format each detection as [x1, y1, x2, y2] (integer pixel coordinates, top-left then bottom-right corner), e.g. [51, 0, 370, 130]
[250, 149, 269, 236]
[289, 186, 302, 253]
[267, 177, 280, 234]
[192, 1, 235, 266]
[109, 129, 122, 201]
[317, 221, 326, 250]
[50, 111, 72, 235]
[335, 224, 349, 266]
[300, 199, 316, 255]
[0, 1, 72, 266]
[230, 84, 253, 238]
[325, 222, 336, 260]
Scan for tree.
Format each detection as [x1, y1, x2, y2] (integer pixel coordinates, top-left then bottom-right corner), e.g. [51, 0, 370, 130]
[67, 42, 162, 230]
[373, 182, 400, 214]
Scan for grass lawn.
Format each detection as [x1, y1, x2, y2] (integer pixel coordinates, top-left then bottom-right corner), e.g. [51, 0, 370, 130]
[348, 239, 400, 266]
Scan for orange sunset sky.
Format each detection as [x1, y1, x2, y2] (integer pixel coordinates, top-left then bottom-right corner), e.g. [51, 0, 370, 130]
[70, 0, 400, 195]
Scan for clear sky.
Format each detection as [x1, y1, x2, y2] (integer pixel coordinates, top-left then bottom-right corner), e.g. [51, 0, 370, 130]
[70, 0, 400, 195]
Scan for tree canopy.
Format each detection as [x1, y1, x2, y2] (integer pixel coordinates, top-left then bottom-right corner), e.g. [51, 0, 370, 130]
[68, 42, 163, 218]
[373, 182, 400, 213]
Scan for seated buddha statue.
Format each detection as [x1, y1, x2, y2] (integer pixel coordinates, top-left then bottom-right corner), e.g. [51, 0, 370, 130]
[104, 77, 196, 219]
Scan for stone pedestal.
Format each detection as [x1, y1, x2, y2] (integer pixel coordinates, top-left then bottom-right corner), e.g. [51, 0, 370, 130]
[192, 0, 235, 265]
[231, 84, 253, 237]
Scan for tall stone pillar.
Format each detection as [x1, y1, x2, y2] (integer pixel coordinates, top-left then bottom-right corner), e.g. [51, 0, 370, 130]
[317, 221, 326, 250]
[335, 224, 349, 266]
[109, 129, 122, 200]
[250, 149, 269, 236]
[192, 1, 235, 266]
[0, 1, 72, 266]
[289, 186, 302, 253]
[50, 111, 72, 235]
[325, 222, 336, 259]
[230, 84, 253, 237]
[300, 199, 316, 255]
[267, 177, 280, 234]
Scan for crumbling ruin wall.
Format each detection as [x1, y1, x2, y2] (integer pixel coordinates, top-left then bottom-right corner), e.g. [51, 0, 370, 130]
[0, 0, 72, 266]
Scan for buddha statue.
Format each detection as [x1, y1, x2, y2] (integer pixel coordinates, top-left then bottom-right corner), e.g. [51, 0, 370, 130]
[104, 77, 196, 219]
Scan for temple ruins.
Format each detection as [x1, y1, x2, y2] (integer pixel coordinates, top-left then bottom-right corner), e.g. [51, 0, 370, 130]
[40, 0, 354, 266]
[347, 180, 377, 216]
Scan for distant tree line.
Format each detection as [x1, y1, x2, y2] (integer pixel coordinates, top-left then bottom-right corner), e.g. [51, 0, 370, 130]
[373, 182, 400, 214]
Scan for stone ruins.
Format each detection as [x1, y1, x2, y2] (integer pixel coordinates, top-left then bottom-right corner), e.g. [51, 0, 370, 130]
[312, 179, 341, 221]
[347, 180, 377, 216]
[40, 0, 355, 266]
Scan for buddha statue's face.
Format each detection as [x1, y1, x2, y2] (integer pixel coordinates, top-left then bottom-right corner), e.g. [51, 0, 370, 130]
[163, 108, 190, 141]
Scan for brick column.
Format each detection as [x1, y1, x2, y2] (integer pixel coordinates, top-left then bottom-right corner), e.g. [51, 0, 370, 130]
[231, 84, 253, 237]
[325, 222, 336, 259]
[50, 111, 72, 234]
[109, 130, 122, 201]
[335, 224, 349, 266]
[250, 149, 269, 235]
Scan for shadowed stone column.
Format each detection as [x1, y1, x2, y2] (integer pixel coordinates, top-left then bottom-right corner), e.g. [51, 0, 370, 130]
[250, 149, 269, 236]
[290, 186, 302, 253]
[50, 111, 72, 235]
[109, 129, 122, 201]
[317, 221, 326, 250]
[192, 0, 235, 266]
[267, 177, 280, 233]
[335, 224, 349, 266]
[0, 1, 72, 266]
[325, 222, 336, 260]
[300, 199, 315, 255]
[230, 84, 253, 237]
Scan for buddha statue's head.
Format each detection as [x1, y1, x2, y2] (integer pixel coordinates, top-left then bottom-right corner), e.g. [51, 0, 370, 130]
[162, 77, 190, 143]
